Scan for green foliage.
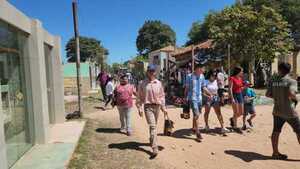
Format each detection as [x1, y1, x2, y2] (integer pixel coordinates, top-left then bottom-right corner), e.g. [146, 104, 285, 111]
[208, 5, 293, 62]
[186, 12, 216, 46]
[66, 36, 109, 63]
[243, 0, 300, 46]
[111, 63, 124, 74]
[136, 20, 176, 55]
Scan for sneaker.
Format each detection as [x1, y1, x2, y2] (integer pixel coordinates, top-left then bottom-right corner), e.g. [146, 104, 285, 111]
[151, 147, 159, 159]
[230, 118, 234, 128]
[242, 125, 247, 131]
[272, 153, 288, 160]
[247, 119, 253, 127]
[220, 127, 230, 134]
[120, 128, 126, 133]
[195, 133, 203, 142]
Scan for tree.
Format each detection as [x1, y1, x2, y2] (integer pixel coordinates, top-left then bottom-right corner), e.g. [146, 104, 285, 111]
[243, 0, 300, 45]
[185, 12, 216, 46]
[208, 5, 292, 62]
[208, 5, 293, 83]
[65, 36, 108, 64]
[136, 20, 176, 55]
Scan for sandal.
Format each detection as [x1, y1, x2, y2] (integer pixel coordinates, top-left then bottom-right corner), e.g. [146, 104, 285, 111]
[272, 153, 288, 160]
[195, 133, 203, 142]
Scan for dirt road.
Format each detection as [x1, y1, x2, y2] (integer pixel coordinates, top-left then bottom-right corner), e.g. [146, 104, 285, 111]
[82, 104, 300, 169]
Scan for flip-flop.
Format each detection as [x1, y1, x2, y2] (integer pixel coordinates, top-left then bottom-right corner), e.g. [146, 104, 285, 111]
[272, 153, 288, 160]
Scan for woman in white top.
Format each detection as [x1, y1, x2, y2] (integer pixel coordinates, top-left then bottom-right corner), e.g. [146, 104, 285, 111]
[105, 77, 114, 108]
[203, 70, 229, 134]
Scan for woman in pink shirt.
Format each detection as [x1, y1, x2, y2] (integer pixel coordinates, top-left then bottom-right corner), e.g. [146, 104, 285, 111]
[136, 64, 168, 158]
[114, 75, 136, 136]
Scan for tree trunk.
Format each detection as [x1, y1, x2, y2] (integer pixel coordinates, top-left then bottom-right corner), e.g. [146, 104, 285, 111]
[248, 59, 255, 84]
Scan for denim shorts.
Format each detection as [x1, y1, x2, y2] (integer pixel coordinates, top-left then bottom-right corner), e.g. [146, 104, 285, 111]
[273, 116, 300, 134]
[189, 100, 202, 117]
[244, 103, 255, 115]
[203, 95, 220, 107]
[233, 93, 244, 104]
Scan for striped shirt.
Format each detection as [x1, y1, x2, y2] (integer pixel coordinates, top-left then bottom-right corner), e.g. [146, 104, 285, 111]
[185, 73, 206, 102]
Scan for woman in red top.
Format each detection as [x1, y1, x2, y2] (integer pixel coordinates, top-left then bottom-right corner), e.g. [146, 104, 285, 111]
[229, 66, 244, 133]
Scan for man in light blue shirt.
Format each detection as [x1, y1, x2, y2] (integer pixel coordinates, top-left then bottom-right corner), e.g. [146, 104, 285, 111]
[184, 64, 212, 142]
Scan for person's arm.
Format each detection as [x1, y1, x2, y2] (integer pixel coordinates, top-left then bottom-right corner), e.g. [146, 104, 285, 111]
[289, 80, 298, 101]
[265, 82, 273, 98]
[184, 76, 190, 101]
[132, 85, 137, 96]
[159, 82, 168, 117]
[228, 78, 235, 103]
[135, 82, 144, 117]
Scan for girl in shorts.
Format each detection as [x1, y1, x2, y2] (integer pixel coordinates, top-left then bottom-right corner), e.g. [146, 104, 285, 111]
[204, 70, 229, 134]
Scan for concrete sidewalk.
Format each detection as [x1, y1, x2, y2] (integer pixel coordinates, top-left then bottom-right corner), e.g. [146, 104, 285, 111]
[11, 121, 85, 169]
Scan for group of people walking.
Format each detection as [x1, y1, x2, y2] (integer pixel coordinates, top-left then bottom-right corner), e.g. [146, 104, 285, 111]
[98, 61, 300, 160]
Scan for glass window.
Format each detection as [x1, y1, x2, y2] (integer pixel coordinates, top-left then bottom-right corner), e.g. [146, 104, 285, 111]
[0, 20, 32, 168]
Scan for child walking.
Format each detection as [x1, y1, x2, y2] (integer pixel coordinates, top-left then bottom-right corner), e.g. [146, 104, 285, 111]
[242, 81, 256, 130]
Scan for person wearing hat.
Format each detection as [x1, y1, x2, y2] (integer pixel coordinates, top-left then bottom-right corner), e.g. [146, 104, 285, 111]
[136, 64, 168, 158]
[242, 80, 256, 130]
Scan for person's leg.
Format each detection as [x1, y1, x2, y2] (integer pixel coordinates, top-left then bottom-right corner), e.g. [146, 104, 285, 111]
[193, 101, 202, 141]
[144, 105, 159, 154]
[213, 105, 224, 129]
[272, 116, 286, 157]
[125, 107, 132, 135]
[204, 105, 211, 129]
[104, 95, 112, 107]
[242, 106, 247, 130]
[117, 107, 126, 132]
[286, 117, 300, 145]
[101, 85, 107, 101]
[231, 103, 238, 128]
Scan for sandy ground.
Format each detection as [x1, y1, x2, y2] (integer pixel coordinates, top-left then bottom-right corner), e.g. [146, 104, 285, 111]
[84, 104, 300, 169]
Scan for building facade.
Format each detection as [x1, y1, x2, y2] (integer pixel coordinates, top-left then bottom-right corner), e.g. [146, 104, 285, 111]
[0, 0, 65, 168]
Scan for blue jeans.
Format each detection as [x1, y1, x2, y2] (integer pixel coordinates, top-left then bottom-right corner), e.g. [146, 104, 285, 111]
[117, 106, 132, 132]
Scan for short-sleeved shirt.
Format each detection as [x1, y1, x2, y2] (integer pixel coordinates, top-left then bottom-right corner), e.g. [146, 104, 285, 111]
[114, 84, 135, 107]
[217, 72, 225, 89]
[205, 79, 218, 95]
[185, 73, 206, 102]
[106, 81, 114, 95]
[266, 75, 298, 119]
[243, 88, 256, 105]
[229, 76, 244, 94]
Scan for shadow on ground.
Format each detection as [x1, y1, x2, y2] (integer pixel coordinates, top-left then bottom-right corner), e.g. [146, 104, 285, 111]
[108, 142, 164, 159]
[94, 106, 105, 110]
[95, 128, 121, 134]
[171, 128, 195, 140]
[225, 150, 300, 162]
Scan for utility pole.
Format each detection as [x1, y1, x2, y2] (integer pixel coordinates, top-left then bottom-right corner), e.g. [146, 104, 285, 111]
[228, 44, 231, 76]
[191, 45, 195, 71]
[72, 0, 82, 117]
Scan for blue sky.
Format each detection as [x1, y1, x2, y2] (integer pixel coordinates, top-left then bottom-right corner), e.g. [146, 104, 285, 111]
[9, 0, 235, 64]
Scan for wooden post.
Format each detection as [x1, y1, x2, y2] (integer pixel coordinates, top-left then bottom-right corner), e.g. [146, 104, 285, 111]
[72, 0, 82, 117]
[228, 44, 231, 76]
[192, 45, 195, 71]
